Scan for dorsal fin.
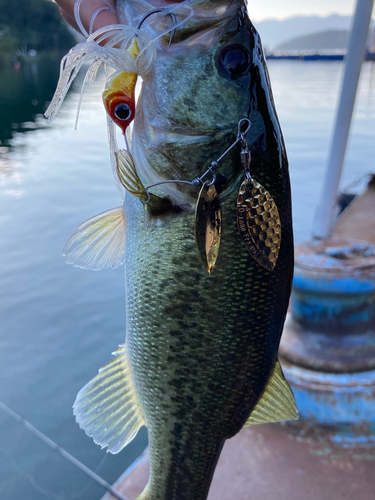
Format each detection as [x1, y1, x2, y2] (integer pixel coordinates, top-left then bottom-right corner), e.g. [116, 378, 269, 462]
[245, 360, 298, 426]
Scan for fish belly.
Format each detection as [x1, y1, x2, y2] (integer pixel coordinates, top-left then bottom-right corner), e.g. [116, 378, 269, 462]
[124, 184, 292, 499]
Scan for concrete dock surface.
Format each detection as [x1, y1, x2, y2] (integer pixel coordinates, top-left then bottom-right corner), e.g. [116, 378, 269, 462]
[102, 423, 375, 500]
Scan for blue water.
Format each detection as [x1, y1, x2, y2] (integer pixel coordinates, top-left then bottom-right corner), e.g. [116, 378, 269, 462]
[0, 59, 374, 500]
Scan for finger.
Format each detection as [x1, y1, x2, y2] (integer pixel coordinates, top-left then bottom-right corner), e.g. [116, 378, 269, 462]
[55, 0, 116, 13]
[56, 0, 118, 36]
[59, 7, 81, 34]
[87, 6, 119, 35]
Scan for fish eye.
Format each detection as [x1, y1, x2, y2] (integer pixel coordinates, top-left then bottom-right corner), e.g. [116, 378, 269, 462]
[217, 44, 251, 80]
[114, 103, 132, 121]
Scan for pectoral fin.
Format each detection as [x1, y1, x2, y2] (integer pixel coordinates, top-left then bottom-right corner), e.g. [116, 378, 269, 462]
[63, 206, 126, 270]
[73, 345, 145, 454]
[245, 360, 298, 426]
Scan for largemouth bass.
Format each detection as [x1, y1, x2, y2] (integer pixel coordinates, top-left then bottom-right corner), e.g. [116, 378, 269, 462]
[51, 1, 298, 499]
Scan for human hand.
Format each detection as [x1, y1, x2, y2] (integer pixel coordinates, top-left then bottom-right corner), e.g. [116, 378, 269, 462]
[55, 0, 119, 37]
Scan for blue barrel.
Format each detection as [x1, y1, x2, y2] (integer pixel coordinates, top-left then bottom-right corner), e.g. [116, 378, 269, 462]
[280, 238, 375, 443]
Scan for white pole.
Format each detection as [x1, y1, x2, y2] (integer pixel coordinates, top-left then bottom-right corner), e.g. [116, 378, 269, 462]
[312, 0, 374, 240]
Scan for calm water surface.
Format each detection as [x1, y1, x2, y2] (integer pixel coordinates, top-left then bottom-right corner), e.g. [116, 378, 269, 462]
[0, 58, 374, 500]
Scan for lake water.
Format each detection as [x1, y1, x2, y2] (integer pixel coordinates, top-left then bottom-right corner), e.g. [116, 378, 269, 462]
[0, 56, 374, 500]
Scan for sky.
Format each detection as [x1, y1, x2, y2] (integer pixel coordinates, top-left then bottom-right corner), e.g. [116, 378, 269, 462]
[247, 0, 357, 22]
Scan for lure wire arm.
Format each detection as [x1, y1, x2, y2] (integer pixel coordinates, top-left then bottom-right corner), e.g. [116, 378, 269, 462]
[194, 118, 251, 185]
[142, 118, 251, 204]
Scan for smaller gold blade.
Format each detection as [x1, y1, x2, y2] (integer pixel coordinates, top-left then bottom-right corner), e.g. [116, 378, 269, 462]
[116, 150, 173, 216]
[195, 182, 222, 274]
[116, 150, 148, 201]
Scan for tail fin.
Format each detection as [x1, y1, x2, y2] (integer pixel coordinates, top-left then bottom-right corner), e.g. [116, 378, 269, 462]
[63, 206, 126, 270]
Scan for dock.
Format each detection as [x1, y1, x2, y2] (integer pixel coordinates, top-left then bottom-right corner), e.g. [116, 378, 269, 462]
[265, 51, 375, 61]
[102, 423, 375, 500]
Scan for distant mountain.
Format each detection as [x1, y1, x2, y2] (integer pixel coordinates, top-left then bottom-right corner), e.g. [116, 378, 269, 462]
[254, 14, 353, 51]
[276, 29, 349, 51]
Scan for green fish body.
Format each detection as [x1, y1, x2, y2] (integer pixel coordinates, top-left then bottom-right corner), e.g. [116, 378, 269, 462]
[67, 1, 298, 499]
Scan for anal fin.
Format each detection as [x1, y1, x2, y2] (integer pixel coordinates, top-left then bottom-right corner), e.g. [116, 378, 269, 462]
[245, 360, 298, 426]
[73, 345, 145, 454]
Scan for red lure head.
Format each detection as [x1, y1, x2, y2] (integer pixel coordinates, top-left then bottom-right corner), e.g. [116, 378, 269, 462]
[102, 71, 137, 135]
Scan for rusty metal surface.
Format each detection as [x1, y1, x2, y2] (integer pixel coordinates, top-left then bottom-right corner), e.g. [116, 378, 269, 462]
[295, 239, 375, 273]
[279, 181, 375, 442]
[280, 313, 375, 373]
[280, 227, 375, 372]
[102, 424, 375, 500]
[280, 358, 375, 436]
[281, 243, 375, 372]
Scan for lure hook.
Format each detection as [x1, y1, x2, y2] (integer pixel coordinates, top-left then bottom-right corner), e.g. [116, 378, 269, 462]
[137, 8, 177, 47]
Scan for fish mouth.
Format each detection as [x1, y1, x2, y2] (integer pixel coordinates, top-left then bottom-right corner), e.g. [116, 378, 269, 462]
[117, 0, 245, 49]
[126, 0, 250, 204]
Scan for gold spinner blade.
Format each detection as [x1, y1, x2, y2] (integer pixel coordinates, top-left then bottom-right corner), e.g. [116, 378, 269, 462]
[195, 182, 222, 274]
[236, 178, 281, 271]
[116, 149, 148, 202]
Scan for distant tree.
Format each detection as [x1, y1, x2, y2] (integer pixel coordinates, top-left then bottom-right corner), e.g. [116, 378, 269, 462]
[0, 0, 75, 57]
[0, 29, 18, 58]
[276, 30, 349, 52]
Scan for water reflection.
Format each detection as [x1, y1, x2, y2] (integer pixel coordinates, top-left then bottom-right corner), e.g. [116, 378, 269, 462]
[0, 50, 149, 500]
[0, 57, 61, 146]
